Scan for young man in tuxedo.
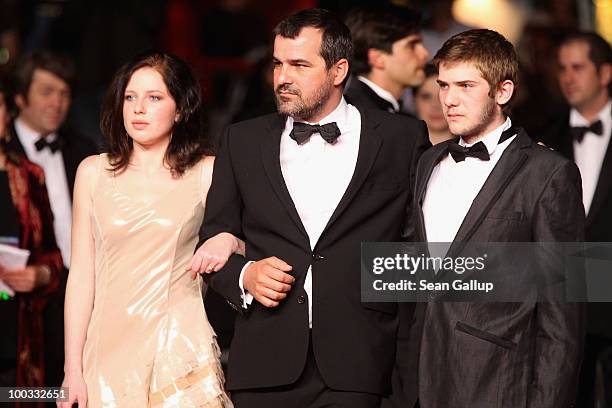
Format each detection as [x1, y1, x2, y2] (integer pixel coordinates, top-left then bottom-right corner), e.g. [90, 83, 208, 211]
[410, 29, 585, 407]
[195, 8, 429, 408]
[5, 50, 97, 387]
[343, 5, 429, 114]
[545, 31, 611, 407]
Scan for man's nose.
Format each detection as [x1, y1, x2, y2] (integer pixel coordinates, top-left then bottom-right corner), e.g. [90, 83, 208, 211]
[443, 88, 459, 107]
[419, 44, 430, 63]
[276, 65, 293, 85]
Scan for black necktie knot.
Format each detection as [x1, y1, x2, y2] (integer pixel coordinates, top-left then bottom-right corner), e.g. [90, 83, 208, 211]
[289, 122, 341, 145]
[34, 136, 63, 153]
[570, 120, 603, 142]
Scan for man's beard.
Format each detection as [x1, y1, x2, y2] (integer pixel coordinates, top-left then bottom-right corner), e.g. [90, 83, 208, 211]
[275, 75, 334, 122]
[450, 97, 497, 139]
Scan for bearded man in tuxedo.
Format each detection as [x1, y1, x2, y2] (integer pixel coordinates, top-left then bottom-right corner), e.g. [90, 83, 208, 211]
[193, 8, 430, 408]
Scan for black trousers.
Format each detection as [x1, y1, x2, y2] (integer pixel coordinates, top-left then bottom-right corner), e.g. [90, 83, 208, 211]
[231, 335, 382, 408]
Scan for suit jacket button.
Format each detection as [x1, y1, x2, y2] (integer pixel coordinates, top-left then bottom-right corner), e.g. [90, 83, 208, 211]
[313, 253, 324, 261]
[297, 295, 306, 304]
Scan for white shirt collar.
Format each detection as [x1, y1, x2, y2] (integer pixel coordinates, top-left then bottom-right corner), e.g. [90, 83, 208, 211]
[569, 99, 612, 128]
[15, 117, 59, 152]
[459, 117, 513, 154]
[286, 97, 351, 134]
[357, 76, 400, 112]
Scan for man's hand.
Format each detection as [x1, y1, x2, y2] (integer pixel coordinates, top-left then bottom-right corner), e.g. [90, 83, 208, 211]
[243, 257, 294, 307]
[188, 232, 245, 279]
[0, 264, 50, 293]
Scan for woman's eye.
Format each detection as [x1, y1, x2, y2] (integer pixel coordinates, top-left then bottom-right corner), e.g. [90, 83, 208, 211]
[125, 95, 135, 101]
[150, 95, 161, 101]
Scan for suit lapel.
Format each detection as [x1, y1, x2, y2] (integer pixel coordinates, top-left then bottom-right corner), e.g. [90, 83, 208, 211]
[317, 107, 382, 244]
[62, 148, 76, 199]
[416, 143, 450, 242]
[260, 114, 310, 242]
[558, 114, 575, 161]
[359, 81, 396, 112]
[587, 123, 612, 226]
[59, 132, 79, 200]
[6, 123, 27, 156]
[446, 130, 530, 257]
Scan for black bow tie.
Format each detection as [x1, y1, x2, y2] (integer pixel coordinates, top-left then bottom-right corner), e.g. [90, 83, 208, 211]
[34, 136, 63, 153]
[570, 120, 603, 142]
[448, 141, 490, 162]
[289, 122, 341, 145]
[447, 125, 517, 163]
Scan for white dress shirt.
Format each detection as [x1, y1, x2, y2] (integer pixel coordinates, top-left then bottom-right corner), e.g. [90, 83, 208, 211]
[571, 100, 612, 216]
[239, 98, 361, 327]
[357, 76, 400, 113]
[423, 118, 516, 244]
[15, 118, 72, 267]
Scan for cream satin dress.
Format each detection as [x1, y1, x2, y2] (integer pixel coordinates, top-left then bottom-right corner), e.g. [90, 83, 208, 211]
[82, 154, 231, 407]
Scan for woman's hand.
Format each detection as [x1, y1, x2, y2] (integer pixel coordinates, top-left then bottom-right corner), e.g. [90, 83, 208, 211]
[187, 232, 245, 279]
[0, 264, 50, 292]
[57, 370, 87, 408]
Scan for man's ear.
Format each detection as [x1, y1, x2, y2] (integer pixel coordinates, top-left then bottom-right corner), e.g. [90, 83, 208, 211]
[367, 48, 386, 70]
[495, 80, 514, 106]
[332, 58, 349, 86]
[14, 94, 26, 110]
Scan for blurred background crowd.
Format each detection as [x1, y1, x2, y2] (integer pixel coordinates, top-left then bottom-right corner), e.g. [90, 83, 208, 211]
[0, 0, 609, 147]
[0, 0, 610, 407]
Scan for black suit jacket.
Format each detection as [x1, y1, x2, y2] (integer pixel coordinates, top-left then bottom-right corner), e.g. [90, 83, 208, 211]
[6, 121, 98, 198]
[542, 109, 612, 340]
[408, 129, 586, 407]
[198, 106, 430, 394]
[344, 76, 418, 120]
[542, 109, 612, 242]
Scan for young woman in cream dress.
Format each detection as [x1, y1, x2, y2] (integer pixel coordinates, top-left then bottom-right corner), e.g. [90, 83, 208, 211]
[59, 51, 239, 407]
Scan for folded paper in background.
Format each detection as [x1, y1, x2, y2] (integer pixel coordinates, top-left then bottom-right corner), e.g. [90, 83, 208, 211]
[0, 243, 30, 297]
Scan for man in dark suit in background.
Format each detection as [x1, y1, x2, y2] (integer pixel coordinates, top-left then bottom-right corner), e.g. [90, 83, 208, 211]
[410, 29, 585, 407]
[194, 8, 429, 408]
[544, 31, 612, 408]
[344, 5, 429, 114]
[6, 50, 98, 388]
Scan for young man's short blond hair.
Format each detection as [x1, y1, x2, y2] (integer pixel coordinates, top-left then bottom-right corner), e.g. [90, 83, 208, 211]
[433, 29, 518, 110]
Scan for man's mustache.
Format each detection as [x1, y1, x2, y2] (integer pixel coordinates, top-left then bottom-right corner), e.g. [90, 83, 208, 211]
[276, 84, 301, 96]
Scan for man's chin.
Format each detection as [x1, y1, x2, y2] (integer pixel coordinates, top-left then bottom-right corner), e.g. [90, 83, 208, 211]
[43, 119, 63, 133]
[277, 106, 293, 116]
[448, 125, 467, 138]
[43, 126, 61, 134]
[410, 74, 426, 87]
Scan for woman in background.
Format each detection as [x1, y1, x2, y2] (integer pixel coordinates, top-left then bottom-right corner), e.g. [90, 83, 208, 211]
[60, 51, 239, 407]
[0, 75, 64, 401]
[413, 63, 454, 145]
